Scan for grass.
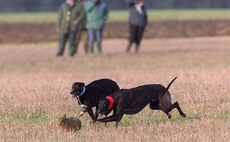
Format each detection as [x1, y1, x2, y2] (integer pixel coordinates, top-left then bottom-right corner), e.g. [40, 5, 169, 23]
[0, 110, 50, 122]
[111, 9, 230, 22]
[1, 9, 230, 23]
[0, 37, 230, 141]
[218, 110, 229, 121]
[0, 12, 56, 23]
[120, 113, 201, 127]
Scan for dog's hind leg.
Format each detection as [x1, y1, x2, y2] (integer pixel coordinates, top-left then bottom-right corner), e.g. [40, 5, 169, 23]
[149, 101, 161, 110]
[150, 101, 172, 119]
[159, 92, 174, 118]
[165, 102, 186, 118]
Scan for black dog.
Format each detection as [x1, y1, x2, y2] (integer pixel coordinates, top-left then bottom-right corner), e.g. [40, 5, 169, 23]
[70, 78, 120, 122]
[97, 77, 186, 126]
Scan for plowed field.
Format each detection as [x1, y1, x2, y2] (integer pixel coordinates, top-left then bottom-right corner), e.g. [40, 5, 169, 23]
[0, 20, 230, 43]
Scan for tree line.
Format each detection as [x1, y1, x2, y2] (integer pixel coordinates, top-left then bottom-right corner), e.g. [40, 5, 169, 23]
[0, 0, 229, 11]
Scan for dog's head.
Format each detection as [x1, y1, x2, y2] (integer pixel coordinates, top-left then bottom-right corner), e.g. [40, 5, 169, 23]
[98, 96, 114, 116]
[70, 82, 85, 98]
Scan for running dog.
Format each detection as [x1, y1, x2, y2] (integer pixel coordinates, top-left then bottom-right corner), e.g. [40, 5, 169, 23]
[70, 78, 120, 122]
[97, 77, 186, 126]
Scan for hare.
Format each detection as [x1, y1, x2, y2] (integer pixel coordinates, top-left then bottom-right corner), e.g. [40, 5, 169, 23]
[58, 114, 81, 132]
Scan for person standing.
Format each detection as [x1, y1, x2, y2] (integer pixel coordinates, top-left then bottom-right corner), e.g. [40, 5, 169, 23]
[126, 0, 148, 53]
[84, 0, 109, 54]
[75, 0, 88, 53]
[56, 0, 78, 57]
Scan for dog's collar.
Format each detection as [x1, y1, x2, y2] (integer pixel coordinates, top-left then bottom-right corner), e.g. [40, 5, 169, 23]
[79, 86, 86, 96]
[106, 96, 114, 110]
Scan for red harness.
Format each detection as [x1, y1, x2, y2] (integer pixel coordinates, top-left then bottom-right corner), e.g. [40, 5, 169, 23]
[106, 96, 114, 110]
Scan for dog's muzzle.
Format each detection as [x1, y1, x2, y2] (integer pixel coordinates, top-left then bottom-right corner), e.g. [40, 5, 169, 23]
[70, 89, 79, 98]
[71, 94, 78, 98]
[70, 93, 77, 98]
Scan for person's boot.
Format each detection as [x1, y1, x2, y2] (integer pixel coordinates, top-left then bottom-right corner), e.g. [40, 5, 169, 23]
[69, 52, 75, 57]
[135, 44, 140, 53]
[69, 46, 76, 57]
[56, 53, 62, 57]
[97, 44, 102, 53]
[57, 40, 65, 56]
[126, 42, 132, 53]
[84, 42, 88, 53]
[56, 46, 64, 57]
[89, 44, 94, 53]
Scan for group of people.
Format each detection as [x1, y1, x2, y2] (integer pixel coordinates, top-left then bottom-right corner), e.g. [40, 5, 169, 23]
[56, 0, 109, 57]
[56, 0, 148, 57]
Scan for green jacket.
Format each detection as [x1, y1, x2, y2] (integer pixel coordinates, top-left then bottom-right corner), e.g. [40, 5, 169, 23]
[84, 0, 109, 30]
[56, 2, 84, 33]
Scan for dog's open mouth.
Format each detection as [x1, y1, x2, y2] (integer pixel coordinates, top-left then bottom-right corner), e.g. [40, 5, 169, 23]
[71, 94, 77, 98]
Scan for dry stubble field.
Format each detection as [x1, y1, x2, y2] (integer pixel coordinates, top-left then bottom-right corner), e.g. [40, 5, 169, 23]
[0, 37, 230, 142]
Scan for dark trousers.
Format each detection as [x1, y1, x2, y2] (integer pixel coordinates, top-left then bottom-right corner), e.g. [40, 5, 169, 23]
[75, 29, 88, 53]
[126, 24, 146, 53]
[57, 32, 76, 56]
[129, 24, 145, 45]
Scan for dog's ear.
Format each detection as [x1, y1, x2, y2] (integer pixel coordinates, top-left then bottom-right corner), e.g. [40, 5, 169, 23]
[72, 82, 79, 88]
[99, 95, 106, 100]
[78, 83, 85, 91]
[79, 82, 85, 87]
[72, 82, 85, 88]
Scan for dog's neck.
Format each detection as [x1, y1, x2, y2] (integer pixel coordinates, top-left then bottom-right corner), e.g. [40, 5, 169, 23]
[76, 87, 88, 108]
[79, 86, 86, 96]
[106, 96, 114, 110]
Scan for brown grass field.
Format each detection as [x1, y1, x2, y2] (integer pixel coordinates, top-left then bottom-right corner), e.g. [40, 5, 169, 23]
[0, 37, 230, 141]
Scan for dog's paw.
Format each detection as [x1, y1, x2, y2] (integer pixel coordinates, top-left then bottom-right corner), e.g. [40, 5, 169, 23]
[79, 111, 84, 116]
[168, 114, 172, 119]
[181, 113, 186, 118]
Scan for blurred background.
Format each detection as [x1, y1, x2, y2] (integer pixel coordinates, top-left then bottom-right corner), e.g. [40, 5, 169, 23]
[0, 0, 230, 44]
[0, 0, 230, 11]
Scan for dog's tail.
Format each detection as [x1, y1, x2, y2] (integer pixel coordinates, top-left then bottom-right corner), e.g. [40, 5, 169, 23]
[166, 77, 177, 91]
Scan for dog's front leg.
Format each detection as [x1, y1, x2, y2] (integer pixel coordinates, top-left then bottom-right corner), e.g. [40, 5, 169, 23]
[94, 106, 99, 122]
[86, 108, 96, 122]
[98, 114, 123, 123]
[98, 113, 124, 127]
[115, 114, 124, 127]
